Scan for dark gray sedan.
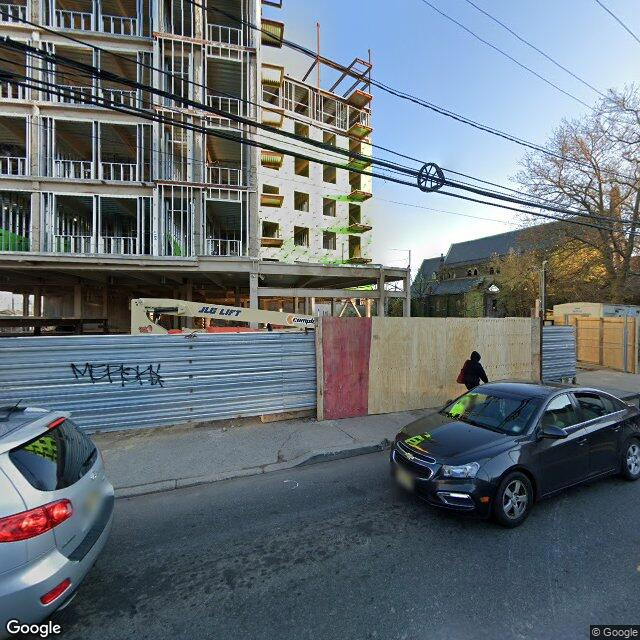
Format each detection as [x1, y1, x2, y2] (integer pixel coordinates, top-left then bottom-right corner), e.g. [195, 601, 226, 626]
[391, 382, 640, 527]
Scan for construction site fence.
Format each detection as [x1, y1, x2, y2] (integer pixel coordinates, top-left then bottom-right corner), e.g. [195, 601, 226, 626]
[0, 332, 317, 432]
[555, 316, 638, 374]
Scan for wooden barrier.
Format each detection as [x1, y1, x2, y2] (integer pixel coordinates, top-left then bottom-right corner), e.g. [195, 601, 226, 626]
[562, 317, 638, 373]
[317, 317, 540, 419]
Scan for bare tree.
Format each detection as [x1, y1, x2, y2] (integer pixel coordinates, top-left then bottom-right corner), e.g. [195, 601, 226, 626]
[517, 85, 640, 302]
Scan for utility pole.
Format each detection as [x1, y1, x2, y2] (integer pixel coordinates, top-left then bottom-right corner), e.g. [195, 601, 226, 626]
[538, 260, 547, 382]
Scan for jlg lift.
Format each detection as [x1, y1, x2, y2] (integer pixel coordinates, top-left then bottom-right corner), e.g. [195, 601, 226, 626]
[130, 298, 316, 335]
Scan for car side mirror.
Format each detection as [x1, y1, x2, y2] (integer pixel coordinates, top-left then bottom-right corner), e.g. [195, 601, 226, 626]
[541, 425, 568, 439]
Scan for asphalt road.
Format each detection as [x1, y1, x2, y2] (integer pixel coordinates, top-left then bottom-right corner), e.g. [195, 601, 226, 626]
[53, 452, 640, 640]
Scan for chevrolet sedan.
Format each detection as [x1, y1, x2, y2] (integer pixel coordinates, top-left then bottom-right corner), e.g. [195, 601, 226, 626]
[390, 382, 640, 527]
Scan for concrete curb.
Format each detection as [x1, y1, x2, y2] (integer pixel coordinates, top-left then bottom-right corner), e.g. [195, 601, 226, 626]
[114, 438, 393, 498]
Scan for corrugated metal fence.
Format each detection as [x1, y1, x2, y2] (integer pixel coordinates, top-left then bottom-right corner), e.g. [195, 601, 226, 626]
[542, 326, 577, 382]
[0, 332, 316, 432]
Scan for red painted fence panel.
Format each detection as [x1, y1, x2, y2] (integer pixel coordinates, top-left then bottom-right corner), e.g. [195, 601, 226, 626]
[321, 317, 372, 420]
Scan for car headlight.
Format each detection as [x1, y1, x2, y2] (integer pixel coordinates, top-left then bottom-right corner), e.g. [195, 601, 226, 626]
[441, 462, 480, 479]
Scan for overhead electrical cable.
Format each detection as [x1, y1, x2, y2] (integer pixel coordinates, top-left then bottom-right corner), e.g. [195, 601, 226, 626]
[593, 0, 640, 46]
[461, 0, 607, 98]
[6, 71, 630, 236]
[417, 0, 592, 109]
[2, 6, 635, 185]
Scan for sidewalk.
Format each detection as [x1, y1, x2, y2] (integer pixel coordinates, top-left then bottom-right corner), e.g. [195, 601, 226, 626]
[577, 368, 640, 395]
[94, 408, 436, 497]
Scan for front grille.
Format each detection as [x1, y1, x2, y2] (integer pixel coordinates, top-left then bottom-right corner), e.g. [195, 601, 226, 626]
[393, 450, 434, 478]
[396, 440, 436, 464]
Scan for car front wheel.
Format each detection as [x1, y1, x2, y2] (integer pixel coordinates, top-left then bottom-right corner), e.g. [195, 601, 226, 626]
[621, 439, 640, 481]
[493, 472, 533, 528]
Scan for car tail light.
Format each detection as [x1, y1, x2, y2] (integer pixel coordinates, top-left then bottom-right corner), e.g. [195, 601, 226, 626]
[48, 417, 65, 430]
[40, 578, 71, 605]
[0, 499, 73, 542]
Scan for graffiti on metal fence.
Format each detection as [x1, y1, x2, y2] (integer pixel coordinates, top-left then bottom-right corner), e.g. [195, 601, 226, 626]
[70, 362, 165, 387]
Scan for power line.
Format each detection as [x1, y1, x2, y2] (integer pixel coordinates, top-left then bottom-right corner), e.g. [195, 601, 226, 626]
[2, 6, 635, 187]
[417, 0, 592, 109]
[9, 74, 630, 236]
[11, 41, 627, 227]
[203, 2, 638, 183]
[593, 0, 640, 46]
[461, 0, 607, 98]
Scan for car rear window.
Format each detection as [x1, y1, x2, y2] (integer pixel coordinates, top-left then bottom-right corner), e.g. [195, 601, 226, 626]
[9, 419, 97, 491]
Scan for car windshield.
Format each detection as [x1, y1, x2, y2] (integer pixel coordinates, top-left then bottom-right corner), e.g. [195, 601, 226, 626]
[441, 392, 541, 435]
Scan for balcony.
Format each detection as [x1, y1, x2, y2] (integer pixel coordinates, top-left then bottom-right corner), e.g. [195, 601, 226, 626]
[102, 87, 138, 108]
[56, 84, 94, 105]
[205, 95, 243, 129]
[261, 236, 283, 248]
[101, 13, 138, 35]
[98, 236, 138, 254]
[55, 8, 93, 30]
[52, 234, 92, 254]
[206, 24, 243, 61]
[100, 162, 138, 182]
[205, 238, 241, 256]
[0, 191, 30, 252]
[0, 2, 26, 23]
[0, 156, 27, 176]
[261, 19, 284, 47]
[206, 166, 242, 187]
[260, 150, 283, 170]
[54, 159, 93, 180]
[262, 64, 284, 88]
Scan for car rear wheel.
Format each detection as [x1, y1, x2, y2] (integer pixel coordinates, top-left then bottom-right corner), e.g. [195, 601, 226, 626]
[493, 472, 533, 528]
[621, 439, 640, 481]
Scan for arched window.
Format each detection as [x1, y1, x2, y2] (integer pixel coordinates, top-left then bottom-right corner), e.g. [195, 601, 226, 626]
[489, 267, 495, 275]
[473, 268, 478, 276]
[467, 269, 472, 276]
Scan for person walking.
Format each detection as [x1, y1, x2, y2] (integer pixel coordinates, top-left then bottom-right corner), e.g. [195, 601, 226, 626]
[458, 351, 489, 391]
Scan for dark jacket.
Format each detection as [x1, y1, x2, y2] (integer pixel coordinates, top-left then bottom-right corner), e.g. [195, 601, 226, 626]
[462, 351, 488, 389]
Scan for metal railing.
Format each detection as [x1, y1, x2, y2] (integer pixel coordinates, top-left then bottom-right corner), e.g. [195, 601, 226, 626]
[206, 166, 241, 187]
[205, 238, 241, 256]
[55, 8, 93, 30]
[101, 13, 138, 35]
[102, 87, 138, 108]
[0, 156, 26, 176]
[56, 84, 93, 104]
[0, 79, 26, 100]
[51, 234, 92, 254]
[54, 159, 93, 179]
[101, 162, 138, 182]
[98, 236, 138, 255]
[267, 78, 371, 133]
[207, 24, 242, 47]
[0, 3, 26, 22]
[205, 95, 243, 128]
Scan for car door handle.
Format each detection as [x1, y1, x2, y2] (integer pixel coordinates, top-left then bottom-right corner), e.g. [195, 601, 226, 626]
[577, 438, 588, 446]
[613, 425, 621, 432]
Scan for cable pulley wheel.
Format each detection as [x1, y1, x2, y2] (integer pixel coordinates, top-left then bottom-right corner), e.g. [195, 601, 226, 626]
[417, 163, 445, 192]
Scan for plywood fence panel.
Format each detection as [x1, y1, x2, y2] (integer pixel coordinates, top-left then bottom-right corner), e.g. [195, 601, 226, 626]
[574, 317, 637, 373]
[367, 318, 538, 414]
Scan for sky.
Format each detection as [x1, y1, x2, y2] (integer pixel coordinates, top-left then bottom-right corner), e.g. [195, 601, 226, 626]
[263, 0, 640, 274]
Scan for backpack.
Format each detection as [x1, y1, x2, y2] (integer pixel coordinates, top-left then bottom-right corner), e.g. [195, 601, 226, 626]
[456, 361, 468, 384]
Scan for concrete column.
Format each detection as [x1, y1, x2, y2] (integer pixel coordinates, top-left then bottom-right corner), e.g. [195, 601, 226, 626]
[73, 284, 82, 317]
[183, 281, 193, 328]
[294, 296, 299, 314]
[378, 268, 386, 317]
[30, 193, 42, 251]
[249, 271, 259, 328]
[34, 289, 42, 317]
[330, 298, 335, 316]
[22, 294, 29, 317]
[404, 267, 411, 317]
[310, 297, 316, 315]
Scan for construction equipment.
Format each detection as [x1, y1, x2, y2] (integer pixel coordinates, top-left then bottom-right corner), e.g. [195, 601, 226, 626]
[130, 298, 316, 335]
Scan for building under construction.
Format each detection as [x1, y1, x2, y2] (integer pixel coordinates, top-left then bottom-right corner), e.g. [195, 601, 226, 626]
[0, 0, 409, 331]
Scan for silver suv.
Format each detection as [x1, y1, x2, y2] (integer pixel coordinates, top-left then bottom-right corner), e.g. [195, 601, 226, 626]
[0, 405, 113, 637]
